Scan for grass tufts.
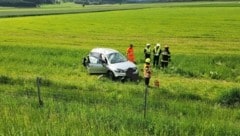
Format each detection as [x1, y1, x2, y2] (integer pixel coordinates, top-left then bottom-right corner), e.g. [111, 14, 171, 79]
[0, 75, 25, 85]
[178, 92, 202, 101]
[217, 88, 240, 107]
[40, 79, 54, 87]
[0, 75, 14, 84]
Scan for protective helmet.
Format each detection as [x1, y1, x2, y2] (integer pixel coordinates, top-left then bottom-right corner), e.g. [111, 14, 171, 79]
[146, 43, 151, 47]
[156, 43, 161, 47]
[164, 45, 169, 48]
[145, 58, 151, 63]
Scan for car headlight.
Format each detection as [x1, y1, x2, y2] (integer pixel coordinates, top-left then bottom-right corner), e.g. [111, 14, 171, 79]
[114, 69, 125, 73]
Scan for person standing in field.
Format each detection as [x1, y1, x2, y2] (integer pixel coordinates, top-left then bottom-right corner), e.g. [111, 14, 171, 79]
[161, 45, 171, 68]
[144, 58, 152, 87]
[144, 43, 151, 60]
[153, 43, 162, 68]
[126, 44, 135, 63]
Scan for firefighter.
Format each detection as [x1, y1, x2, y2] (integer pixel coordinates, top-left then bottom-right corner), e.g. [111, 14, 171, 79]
[126, 44, 135, 63]
[144, 58, 151, 87]
[161, 45, 171, 68]
[153, 43, 162, 68]
[144, 43, 151, 60]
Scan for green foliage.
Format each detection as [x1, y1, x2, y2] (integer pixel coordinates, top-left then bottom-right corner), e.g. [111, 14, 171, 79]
[167, 54, 240, 80]
[178, 92, 202, 101]
[0, 75, 13, 84]
[218, 88, 240, 107]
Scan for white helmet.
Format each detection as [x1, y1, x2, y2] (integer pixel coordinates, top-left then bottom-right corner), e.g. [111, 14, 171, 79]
[146, 43, 151, 47]
[156, 43, 161, 47]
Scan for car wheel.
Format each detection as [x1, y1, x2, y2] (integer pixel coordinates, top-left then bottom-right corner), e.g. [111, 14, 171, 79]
[107, 71, 115, 81]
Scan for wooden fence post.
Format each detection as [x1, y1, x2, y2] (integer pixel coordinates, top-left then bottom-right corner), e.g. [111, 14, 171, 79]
[37, 77, 44, 107]
[144, 86, 148, 119]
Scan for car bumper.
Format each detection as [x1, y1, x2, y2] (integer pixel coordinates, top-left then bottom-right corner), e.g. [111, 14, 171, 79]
[114, 70, 139, 78]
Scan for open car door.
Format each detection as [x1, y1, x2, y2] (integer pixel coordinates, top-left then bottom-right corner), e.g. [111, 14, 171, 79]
[87, 56, 107, 74]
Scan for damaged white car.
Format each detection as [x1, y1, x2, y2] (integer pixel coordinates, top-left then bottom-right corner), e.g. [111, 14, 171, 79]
[82, 48, 139, 81]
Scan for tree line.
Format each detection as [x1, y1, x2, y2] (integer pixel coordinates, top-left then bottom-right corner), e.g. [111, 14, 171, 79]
[0, 0, 62, 7]
[0, 0, 235, 7]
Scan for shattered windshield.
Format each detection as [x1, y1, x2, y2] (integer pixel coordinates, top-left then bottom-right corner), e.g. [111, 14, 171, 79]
[107, 52, 127, 64]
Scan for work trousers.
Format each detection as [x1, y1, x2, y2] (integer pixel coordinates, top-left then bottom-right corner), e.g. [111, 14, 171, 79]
[145, 77, 150, 86]
[153, 55, 160, 67]
[161, 61, 169, 68]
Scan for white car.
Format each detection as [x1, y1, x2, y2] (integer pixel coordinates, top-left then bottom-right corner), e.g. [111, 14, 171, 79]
[82, 48, 139, 81]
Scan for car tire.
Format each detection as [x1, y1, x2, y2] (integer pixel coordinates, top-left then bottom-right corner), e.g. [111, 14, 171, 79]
[107, 71, 115, 81]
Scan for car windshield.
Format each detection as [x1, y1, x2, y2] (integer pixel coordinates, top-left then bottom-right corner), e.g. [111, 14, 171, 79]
[107, 52, 127, 64]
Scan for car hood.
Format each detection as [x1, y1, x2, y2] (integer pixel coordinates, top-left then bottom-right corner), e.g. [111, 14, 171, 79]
[108, 61, 136, 71]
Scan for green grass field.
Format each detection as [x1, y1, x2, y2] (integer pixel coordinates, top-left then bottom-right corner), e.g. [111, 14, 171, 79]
[0, 2, 240, 135]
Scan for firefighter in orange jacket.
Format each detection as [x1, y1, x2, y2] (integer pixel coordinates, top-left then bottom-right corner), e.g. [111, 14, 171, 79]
[144, 58, 151, 87]
[126, 44, 135, 63]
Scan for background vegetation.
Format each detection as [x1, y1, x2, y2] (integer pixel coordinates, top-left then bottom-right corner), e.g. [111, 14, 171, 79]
[0, 1, 240, 135]
[0, 0, 239, 7]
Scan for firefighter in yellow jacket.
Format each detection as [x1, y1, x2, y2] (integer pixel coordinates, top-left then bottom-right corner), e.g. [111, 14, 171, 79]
[144, 58, 151, 87]
[144, 43, 151, 60]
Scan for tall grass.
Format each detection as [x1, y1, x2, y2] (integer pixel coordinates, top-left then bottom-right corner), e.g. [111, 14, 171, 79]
[1, 81, 240, 135]
[167, 54, 240, 81]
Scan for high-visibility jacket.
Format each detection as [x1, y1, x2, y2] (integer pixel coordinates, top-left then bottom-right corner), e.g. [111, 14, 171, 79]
[144, 64, 151, 78]
[144, 47, 151, 54]
[161, 50, 170, 62]
[126, 47, 135, 62]
[153, 46, 161, 56]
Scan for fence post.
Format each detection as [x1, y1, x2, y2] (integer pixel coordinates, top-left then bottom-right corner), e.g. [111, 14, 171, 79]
[37, 77, 44, 107]
[144, 86, 148, 119]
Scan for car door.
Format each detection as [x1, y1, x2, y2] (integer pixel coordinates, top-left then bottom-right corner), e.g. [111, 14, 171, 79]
[87, 55, 107, 74]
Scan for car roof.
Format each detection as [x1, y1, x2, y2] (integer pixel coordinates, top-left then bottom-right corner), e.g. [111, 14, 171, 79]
[90, 48, 118, 55]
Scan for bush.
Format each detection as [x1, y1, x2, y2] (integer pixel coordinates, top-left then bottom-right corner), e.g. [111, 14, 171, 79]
[217, 88, 240, 107]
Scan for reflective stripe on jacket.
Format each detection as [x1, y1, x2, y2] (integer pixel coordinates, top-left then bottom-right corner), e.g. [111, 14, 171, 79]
[153, 47, 161, 56]
[144, 47, 151, 54]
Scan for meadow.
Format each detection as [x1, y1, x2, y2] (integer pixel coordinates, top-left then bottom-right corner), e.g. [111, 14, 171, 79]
[0, 2, 240, 135]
